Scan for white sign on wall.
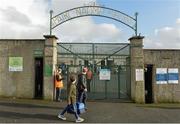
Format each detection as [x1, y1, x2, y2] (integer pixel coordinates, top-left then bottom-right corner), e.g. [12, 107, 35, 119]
[135, 69, 144, 81]
[168, 68, 179, 84]
[99, 69, 111, 80]
[156, 68, 167, 84]
[9, 57, 23, 71]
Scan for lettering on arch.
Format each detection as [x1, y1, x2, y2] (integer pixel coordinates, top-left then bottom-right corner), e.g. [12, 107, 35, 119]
[50, 5, 137, 35]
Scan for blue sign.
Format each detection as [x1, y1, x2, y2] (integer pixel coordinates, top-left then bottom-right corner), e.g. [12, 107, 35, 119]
[156, 68, 167, 84]
[156, 74, 167, 81]
[156, 68, 179, 84]
[168, 73, 179, 80]
[168, 68, 179, 84]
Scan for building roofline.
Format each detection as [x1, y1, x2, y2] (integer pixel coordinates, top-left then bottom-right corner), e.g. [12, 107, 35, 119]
[57, 42, 130, 45]
[0, 39, 45, 41]
[144, 49, 180, 51]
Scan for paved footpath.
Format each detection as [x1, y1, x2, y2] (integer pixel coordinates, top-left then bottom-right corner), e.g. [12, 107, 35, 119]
[0, 98, 180, 123]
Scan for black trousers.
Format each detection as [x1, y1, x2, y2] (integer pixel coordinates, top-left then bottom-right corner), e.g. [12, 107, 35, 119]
[78, 90, 87, 107]
[87, 79, 92, 92]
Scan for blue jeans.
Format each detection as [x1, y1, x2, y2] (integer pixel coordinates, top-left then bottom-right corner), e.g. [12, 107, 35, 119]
[56, 88, 62, 101]
[60, 103, 79, 119]
[78, 91, 87, 107]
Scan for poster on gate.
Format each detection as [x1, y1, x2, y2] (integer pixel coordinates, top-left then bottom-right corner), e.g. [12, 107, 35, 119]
[99, 69, 111, 80]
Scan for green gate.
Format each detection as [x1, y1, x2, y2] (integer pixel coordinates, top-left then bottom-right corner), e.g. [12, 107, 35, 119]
[57, 43, 131, 100]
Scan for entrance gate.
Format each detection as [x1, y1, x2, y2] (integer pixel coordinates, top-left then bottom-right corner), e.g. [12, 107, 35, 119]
[57, 43, 130, 100]
[49, 4, 139, 100]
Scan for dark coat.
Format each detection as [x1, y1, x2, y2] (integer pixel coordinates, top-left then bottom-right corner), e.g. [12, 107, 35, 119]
[77, 73, 87, 92]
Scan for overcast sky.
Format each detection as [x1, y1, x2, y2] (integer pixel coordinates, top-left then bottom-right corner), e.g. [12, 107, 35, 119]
[0, 0, 179, 49]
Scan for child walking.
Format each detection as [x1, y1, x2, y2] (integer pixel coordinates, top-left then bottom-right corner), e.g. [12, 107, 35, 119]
[58, 74, 84, 123]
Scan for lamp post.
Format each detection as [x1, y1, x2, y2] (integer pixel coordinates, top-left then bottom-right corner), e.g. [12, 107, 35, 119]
[50, 10, 53, 35]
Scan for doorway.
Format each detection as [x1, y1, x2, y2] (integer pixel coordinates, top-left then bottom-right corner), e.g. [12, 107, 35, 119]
[145, 64, 153, 103]
[34, 58, 43, 99]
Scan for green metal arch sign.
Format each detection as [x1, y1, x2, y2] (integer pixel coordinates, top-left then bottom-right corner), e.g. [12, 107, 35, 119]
[50, 5, 138, 35]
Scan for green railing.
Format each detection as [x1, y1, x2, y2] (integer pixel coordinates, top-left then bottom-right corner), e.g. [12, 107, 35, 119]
[59, 65, 130, 100]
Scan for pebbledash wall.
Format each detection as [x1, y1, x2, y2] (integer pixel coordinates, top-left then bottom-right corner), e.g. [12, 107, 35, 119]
[0, 39, 45, 98]
[0, 35, 180, 103]
[0, 35, 57, 100]
[144, 49, 180, 103]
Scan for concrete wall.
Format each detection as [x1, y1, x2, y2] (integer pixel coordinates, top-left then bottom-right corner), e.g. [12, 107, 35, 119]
[43, 35, 57, 100]
[129, 36, 145, 103]
[1, 38, 180, 103]
[144, 49, 180, 103]
[0, 39, 44, 98]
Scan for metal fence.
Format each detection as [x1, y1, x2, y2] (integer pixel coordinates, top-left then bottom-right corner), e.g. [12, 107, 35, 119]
[57, 43, 131, 100]
[59, 65, 130, 100]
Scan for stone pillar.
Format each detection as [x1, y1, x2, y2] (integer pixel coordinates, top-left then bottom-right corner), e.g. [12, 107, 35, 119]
[43, 35, 58, 100]
[129, 36, 145, 103]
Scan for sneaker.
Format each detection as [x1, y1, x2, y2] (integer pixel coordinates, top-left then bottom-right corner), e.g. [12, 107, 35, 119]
[58, 114, 66, 120]
[76, 117, 84, 123]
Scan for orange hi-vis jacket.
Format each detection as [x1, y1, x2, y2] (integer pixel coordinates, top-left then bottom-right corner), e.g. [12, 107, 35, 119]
[55, 75, 63, 88]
